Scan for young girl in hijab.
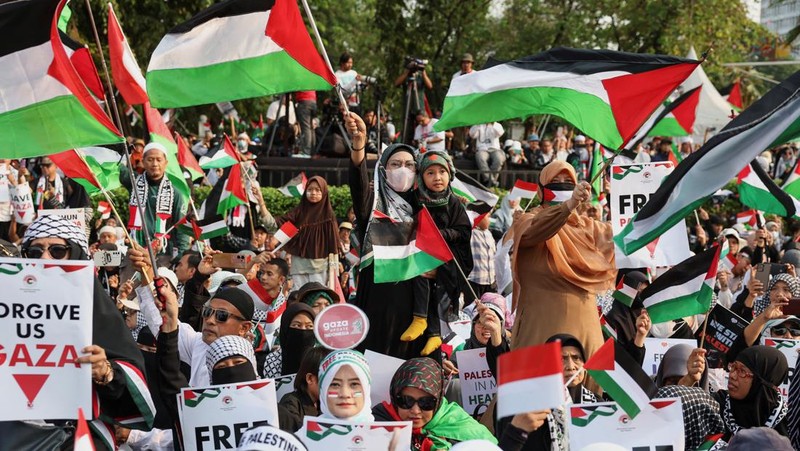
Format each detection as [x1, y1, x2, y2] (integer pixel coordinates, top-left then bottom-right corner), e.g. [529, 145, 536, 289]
[402, 150, 472, 356]
[317, 350, 374, 422]
[274, 176, 339, 288]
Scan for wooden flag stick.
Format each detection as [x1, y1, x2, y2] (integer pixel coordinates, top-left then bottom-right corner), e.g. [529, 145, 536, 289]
[298, 0, 349, 111]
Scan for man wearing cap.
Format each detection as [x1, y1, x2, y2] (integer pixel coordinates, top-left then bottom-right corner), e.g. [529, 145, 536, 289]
[452, 53, 475, 79]
[469, 122, 506, 187]
[121, 141, 189, 259]
[33, 155, 91, 211]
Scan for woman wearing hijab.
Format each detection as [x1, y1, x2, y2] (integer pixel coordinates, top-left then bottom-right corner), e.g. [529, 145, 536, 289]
[373, 357, 497, 449]
[263, 303, 317, 378]
[317, 350, 374, 422]
[508, 160, 615, 363]
[274, 176, 340, 288]
[345, 112, 427, 359]
[490, 196, 521, 239]
[655, 344, 709, 389]
[206, 335, 259, 384]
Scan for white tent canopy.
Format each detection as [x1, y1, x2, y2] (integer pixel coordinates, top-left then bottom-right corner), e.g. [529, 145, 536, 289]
[682, 47, 732, 139]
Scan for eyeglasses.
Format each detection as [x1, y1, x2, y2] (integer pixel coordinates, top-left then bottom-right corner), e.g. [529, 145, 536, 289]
[386, 160, 416, 170]
[771, 326, 800, 337]
[393, 394, 438, 411]
[727, 362, 754, 379]
[25, 244, 70, 259]
[39, 162, 53, 168]
[201, 305, 247, 323]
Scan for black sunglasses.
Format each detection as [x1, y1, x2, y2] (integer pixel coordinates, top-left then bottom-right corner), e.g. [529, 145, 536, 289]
[393, 394, 438, 411]
[201, 305, 247, 323]
[25, 244, 70, 259]
[771, 326, 800, 337]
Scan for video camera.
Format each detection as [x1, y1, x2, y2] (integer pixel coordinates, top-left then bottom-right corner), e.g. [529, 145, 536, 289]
[404, 56, 429, 73]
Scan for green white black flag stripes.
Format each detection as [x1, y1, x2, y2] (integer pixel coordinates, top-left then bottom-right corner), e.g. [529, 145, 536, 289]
[616, 70, 800, 255]
[434, 48, 699, 150]
[737, 161, 800, 218]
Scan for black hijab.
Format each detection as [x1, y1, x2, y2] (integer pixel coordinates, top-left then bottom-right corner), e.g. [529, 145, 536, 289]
[280, 303, 317, 375]
[546, 334, 590, 403]
[730, 346, 788, 431]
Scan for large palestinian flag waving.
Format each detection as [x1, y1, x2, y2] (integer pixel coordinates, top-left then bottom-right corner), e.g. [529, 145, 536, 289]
[434, 48, 699, 150]
[645, 86, 702, 137]
[616, 70, 800, 255]
[0, 0, 123, 157]
[147, 0, 336, 108]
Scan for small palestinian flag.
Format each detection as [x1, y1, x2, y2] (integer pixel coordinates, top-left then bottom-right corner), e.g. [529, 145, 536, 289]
[782, 157, 800, 199]
[200, 134, 240, 169]
[584, 338, 658, 419]
[736, 209, 761, 229]
[646, 86, 702, 137]
[696, 433, 726, 451]
[344, 247, 360, 267]
[639, 243, 721, 324]
[371, 206, 454, 283]
[179, 217, 228, 240]
[278, 172, 307, 198]
[599, 313, 618, 341]
[74, 408, 95, 451]
[451, 172, 499, 227]
[612, 276, 639, 307]
[146, 0, 336, 108]
[737, 161, 800, 218]
[435, 48, 699, 150]
[508, 179, 538, 200]
[97, 201, 112, 220]
[217, 163, 247, 215]
[541, 187, 572, 205]
[176, 133, 205, 181]
[497, 341, 564, 418]
[718, 240, 738, 272]
[50, 147, 123, 195]
[274, 221, 299, 251]
[720, 80, 743, 111]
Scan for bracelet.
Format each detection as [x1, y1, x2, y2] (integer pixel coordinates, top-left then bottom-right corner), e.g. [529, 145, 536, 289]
[352, 146, 365, 152]
[93, 360, 114, 385]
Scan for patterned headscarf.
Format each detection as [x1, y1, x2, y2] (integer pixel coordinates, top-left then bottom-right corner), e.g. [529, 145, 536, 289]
[754, 273, 800, 316]
[205, 335, 258, 376]
[390, 357, 443, 403]
[23, 214, 89, 258]
[318, 350, 374, 422]
[416, 150, 454, 208]
[656, 385, 724, 450]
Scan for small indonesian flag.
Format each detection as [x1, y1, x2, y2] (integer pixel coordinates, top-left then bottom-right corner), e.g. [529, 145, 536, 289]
[97, 201, 111, 220]
[274, 221, 299, 251]
[612, 276, 639, 307]
[584, 338, 657, 419]
[128, 205, 142, 230]
[541, 188, 572, 205]
[508, 179, 538, 200]
[74, 408, 95, 451]
[497, 341, 564, 418]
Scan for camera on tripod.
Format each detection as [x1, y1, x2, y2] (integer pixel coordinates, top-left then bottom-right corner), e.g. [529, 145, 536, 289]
[404, 56, 428, 73]
[361, 75, 378, 85]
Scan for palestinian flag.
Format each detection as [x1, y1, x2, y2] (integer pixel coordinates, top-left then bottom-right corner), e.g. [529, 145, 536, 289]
[541, 187, 572, 205]
[668, 142, 683, 167]
[274, 221, 299, 251]
[737, 161, 800, 218]
[639, 244, 721, 324]
[0, 0, 123, 157]
[142, 102, 191, 201]
[612, 276, 639, 307]
[146, 0, 336, 108]
[718, 239, 738, 272]
[278, 172, 307, 198]
[74, 408, 95, 451]
[782, 157, 800, 199]
[507, 179, 538, 200]
[50, 147, 123, 194]
[176, 133, 204, 181]
[107, 3, 147, 105]
[647, 86, 702, 137]
[344, 247, 360, 267]
[736, 209, 760, 229]
[199, 134, 239, 169]
[61, 32, 105, 101]
[451, 172, 499, 227]
[217, 162, 247, 215]
[599, 313, 618, 341]
[584, 338, 658, 419]
[497, 342, 564, 418]
[97, 201, 112, 220]
[434, 48, 699, 150]
[720, 80, 743, 111]
[696, 433, 725, 451]
[239, 277, 285, 319]
[179, 217, 228, 240]
[372, 206, 454, 283]
[615, 71, 800, 255]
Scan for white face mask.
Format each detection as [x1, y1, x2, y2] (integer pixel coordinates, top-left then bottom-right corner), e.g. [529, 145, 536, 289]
[386, 167, 415, 192]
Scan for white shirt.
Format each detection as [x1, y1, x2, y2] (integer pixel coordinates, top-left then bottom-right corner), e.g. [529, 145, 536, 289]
[334, 69, 360, 106]
[469, 123, 504, 152]
[414, 118, 446, 152]
[451, 69, 474, 80]
[176, 322, 211, 386]
[266, 100, 296, 124]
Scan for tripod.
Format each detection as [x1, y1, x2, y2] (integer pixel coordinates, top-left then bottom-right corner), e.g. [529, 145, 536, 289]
[314, 108, 352, 156]
[266, 93, 292, 157]
[401, 72, 422, 145]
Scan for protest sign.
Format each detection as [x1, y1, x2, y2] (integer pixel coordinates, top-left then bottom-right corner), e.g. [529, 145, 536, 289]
[0, 164, 11, 203]
[314, 303, 369, 350]
[10, 183, 34, 225]
[38, 208, 87, 237]
[0, 258, 93, 421]
[300, 417, 412, 451]
[611, 163, 691, 268]
[456, 347, 496, 416]
[642, 338, 696, 376]
[365, 350, 405, 405]
[569, 399, 685, 451]
[179, 380, 279, 450]
[695, 304, 747, 369]
[763, 338, 800, 398]
[274, 373, 296, 402]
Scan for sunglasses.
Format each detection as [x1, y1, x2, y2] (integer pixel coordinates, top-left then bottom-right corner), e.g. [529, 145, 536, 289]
[771, 326, 800, 337]
[201, 305, 247, 323]
[25, 244, 70, 259]
[393, 394, 438, 411]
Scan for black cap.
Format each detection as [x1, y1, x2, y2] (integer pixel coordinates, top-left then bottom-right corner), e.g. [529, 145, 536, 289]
[213, 287, 255, 321]
[709, 215, 724, 226]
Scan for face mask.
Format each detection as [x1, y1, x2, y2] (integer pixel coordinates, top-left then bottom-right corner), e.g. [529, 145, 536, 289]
[541, 182, 575, 204]
[211, 361, 257, 385]
[237, 140, 248, 152]
[386, 167, 415, 192]
[281, 328, 317, 374]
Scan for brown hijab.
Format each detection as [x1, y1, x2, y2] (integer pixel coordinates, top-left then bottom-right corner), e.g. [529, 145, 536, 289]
[278, 176, 339, 259]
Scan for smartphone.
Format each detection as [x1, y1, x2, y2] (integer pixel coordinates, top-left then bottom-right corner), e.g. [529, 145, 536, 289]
[212, 253, 252, 269]
[783, 297, 800, 317]
[92, 250, 123, 267]
[754, 263, 772, 287]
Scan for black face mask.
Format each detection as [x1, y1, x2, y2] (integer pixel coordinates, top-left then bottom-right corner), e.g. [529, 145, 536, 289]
[211, 362, 257, 385]
[543, 182, 576, 192]
[281, 328, 317, 375]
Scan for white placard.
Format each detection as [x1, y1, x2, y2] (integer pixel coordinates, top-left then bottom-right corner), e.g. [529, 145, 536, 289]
[0, 258, 93, 420]
[179, 380, 279, 450]
[38, 208, 87, 237]
[569, 399, 685, 451]
[11, 183, 34, 225]
[365, 350, 405, 406]
[300, 417, 412, 451]
[642, 338, 696, 377]
[611, 163, 691, 268]
[456, 347, 496, 416]
[274, 373, 297, 402]
[763, 337, 800, 399]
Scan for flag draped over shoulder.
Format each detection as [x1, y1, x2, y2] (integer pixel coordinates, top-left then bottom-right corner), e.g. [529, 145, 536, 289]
[146, 0, 336, 108]
[0, 0, 123, 157]
[737, 161, 800, 218]
[615, 70, 800, 255]
[434, 48, 700, 150]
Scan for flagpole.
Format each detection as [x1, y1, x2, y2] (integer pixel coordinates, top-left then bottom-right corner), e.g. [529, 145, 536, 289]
[298, 0, 349, 111]
[240, 162, 257, 239]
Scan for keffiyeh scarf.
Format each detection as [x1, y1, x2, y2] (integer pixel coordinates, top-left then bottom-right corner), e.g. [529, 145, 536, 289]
[35, 175, 63, 207]
[205, 335, 258, 376]
[129, 174, 174, 238]
[23, 213, 89, 257]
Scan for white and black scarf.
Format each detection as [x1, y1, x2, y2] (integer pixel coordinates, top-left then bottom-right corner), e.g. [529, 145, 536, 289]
[723, 390, 787, 435]
[129, 174, 174, 237]
[35, 175, 63, 207]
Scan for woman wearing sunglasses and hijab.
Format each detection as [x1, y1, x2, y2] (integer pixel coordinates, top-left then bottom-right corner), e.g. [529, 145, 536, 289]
[0, 215, 155, 449]
[373, 357, 496, 449]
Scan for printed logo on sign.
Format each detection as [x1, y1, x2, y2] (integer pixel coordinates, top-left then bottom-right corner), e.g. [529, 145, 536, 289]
[570, 405, 618, 427]
[352, 435, 363, 444]
[643, 171, 651, 179]
[619, 414, 630, 425]
[23, 275, 36, 286]
[222, 395, 233, 405]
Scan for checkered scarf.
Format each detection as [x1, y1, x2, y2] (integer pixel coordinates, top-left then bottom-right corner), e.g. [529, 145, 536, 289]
[657, 385, 724, 450]
[129, 172, 174, 234]
[318, 350, 373, 422]
[205, 335, 257, 377]
[755, 273, 800, 316]
[23, 214, 89, 258]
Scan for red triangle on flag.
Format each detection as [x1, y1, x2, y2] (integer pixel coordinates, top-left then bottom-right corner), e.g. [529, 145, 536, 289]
[583, 338, 616, 371]
[13, 374, 49, 407]
[416, 207, 454, 263]
[645, 237, 660, 258]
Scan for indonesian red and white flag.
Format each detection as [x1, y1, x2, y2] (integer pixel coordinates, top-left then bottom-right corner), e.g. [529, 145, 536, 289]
[508, 179, 538, 200]
[274, 221, 299, 251]
[497, 341, 564, 418]
[97, 200, 112, 220]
